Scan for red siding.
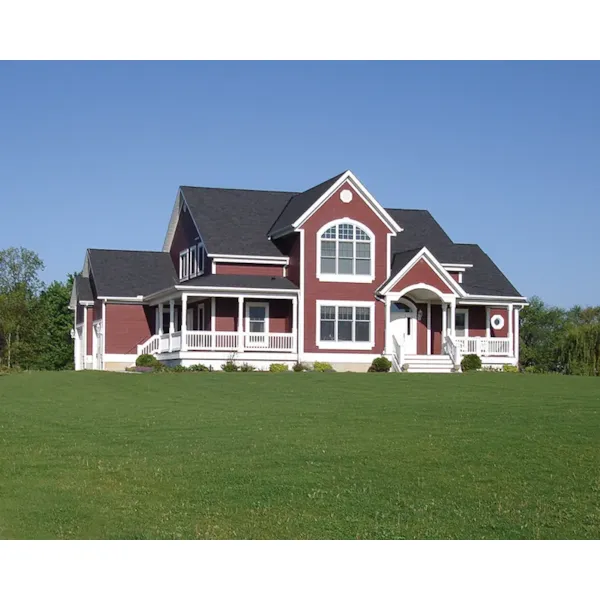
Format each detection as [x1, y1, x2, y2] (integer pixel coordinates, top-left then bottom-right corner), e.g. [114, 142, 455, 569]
[449, 272, 460, 282]
[467, 306, 487, 337]
[268, 299, 292, 333]
[215, 297, 237, 331]
[105, 304, 153, 354]
[86, 307, 93, 354]
[430, 304, 443, 355]
[215, 263, 283, 277]
[302, 181, 394, 354]
[490, 307, 508, 337]
[213, 298, 292, 333]
[169, 205, 201, 271]
[389, 259, 452, 295]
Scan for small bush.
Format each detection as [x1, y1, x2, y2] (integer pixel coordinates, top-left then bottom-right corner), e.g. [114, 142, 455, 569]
[221, 360, 239, 372]
[461, 354, 482, 372]
[369, 356, 392, 373]
[269, 363, 289, 373]
[126, 366, 155, 373]
[502, 364, 519, 373]
[136, 354, 159, 367]
[240, 363, 256, 372]
[188, 363, 211, 372]
[292, 362, 309, 372]
[313, 361, 334, 372]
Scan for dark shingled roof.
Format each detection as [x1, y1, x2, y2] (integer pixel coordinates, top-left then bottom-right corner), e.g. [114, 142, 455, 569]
[75, 275, 93, 302]
[87, 249, 177, 297]
[387, 209, 453, 254]
[185, 273, 298, 290]
[268, 171, 347, 236]
[181, 186, 296, 257]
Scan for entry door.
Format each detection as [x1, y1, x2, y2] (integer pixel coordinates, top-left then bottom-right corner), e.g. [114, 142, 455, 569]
[389, 303, 417, 355]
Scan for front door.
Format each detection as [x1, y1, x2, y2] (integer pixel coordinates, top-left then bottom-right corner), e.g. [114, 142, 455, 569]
[389, 302, 417, 355]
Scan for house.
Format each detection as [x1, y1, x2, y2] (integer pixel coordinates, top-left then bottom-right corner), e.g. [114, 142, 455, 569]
[69, 170, 527, 373]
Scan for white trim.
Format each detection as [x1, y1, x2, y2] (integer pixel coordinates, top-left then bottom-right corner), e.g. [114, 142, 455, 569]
[101, 300, 106, 370]
[378, 247, 466, 297]
[197, 304, 205, 331]
[466, 294, 528, 301]
[387, 283, 455, 304]
[103, 353, 138, 363]
[78, 300, 95, 306]
[316, 218, 375, 283]
[144, 285, 299, 302]
[315, 299, 375, 351]
[455, 308, 469, 338]
[179, 248, 190, 281]
[486, 307, 491, 337]
[514, 307, 520, 362]
[490, 314, 505, 331]
[208, 254, 289, 265]
[97, 296, 144, 302]
[507, 303, 514, 358]
[82, 304, 89, 371]
[459, 299, 527, 307]
[290, 171, 402, 235]
[211, 297, 216, 332]
[298, 229, 305, 358]
[441, 263, 473, 269]
[426, 302, 431, 355]
[386, 233, 392, 280]
[163, 189, 207, 254]
[245, 301, 270, 341]
[458, 272, 463, 284]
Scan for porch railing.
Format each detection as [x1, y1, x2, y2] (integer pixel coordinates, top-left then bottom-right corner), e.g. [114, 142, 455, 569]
[186, 331, 295, 352]
[454, 337, 511, 356]
[137, 335, 160, 355]
[391, 335, 404, 372]
[443, 335, 461, 368]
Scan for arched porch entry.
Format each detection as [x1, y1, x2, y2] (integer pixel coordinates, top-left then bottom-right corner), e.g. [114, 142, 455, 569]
[385, 283, 457, 356]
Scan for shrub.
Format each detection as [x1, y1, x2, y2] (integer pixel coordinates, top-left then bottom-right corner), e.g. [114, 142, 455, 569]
[368, 356, 392, 373]
[221, 360, 239, 372]
[269, 363, 289, 373]
[188, 363, 211, 372]
[502, 364, 519, 373]
[239, 363, 256, 372]
[168, 365, 189, 373]
[313, 361, 334, 372]
[136, 354, 159, 367]
[461, 354, 482, 372]
[292, 362, 309, 372]
[126, 366, 155, 373]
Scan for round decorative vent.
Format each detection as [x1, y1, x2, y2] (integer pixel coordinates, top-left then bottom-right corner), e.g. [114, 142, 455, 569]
[490, 314, 505, 331]
[340, 189, 353, 203]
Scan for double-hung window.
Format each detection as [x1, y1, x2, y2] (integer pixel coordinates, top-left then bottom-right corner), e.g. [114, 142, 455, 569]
[317, 301, 374, 349]
[318, 221, 374, 282]
[179, 250, 189, 281]
[180, 242, 205, 281]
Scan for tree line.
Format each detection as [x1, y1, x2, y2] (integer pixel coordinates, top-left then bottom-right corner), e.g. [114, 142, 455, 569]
[0, 246, 599, 375]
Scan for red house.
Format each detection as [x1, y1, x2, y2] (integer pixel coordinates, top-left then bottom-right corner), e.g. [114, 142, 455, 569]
[70, 171, 527, 372]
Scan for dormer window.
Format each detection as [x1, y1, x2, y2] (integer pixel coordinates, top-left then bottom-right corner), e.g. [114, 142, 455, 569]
[179, 249, 189, 281]
[180, 243, 205, 281]
[317, 220, 374, 283]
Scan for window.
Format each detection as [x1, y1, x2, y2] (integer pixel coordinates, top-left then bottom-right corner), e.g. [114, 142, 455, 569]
[197, 243, 205, 276]
[455, 309, 468, 337]
[179, 250, 189, 281]
[190, 245, 198, 277]
[317, 301, 374, 348]
[246, 302, 269, 346]
[318, 221, 373, 281]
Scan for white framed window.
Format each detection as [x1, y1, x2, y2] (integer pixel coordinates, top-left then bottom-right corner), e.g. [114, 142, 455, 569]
[189, 245, 198, 278]
[317, 220, 375, 283]
[455, 309, 469, 337]
[316, 300, 375, 350]
[245, 302, 269, 347]
[197, 243, 205, 276]
[179, 249, 190, 281]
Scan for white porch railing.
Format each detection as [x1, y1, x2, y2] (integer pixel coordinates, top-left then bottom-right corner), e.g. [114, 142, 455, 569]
[171, 331, 182, 352]
[391, 335, 404, 372]
[443, 335, 461, 368]
[137, 335, 160, 355]
[454, 337, 511, 356]
[185, 331, 295, 352]
[244, 332, 294, 351]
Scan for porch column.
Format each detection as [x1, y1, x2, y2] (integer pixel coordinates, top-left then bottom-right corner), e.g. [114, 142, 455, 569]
[450, 300, 456, 337]
[169, 299, 175, 352]
[514, 307, 520, 362]
[507, 303, 514, 357]
[158, 302, 164, 335]
[211, 297, 216, 349]
[441, 302, 447, 339]
[385, 297, 391, 354]
[426, 302, 432, 355]
[292, 296, 298, 353]
[181, 294, 188, 351]
[82, 306, 88, 370]
[237, 296, 244, 352]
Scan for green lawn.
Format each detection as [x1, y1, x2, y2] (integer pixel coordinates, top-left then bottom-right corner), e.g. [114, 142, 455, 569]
[0, 371, 598, 539]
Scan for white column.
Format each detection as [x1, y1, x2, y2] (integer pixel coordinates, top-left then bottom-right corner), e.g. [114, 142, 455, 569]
[507, 303, 514, 357]
[181, 294, 188, 351]
[385, 297, 391, 354]
[441, 302, 447, 339]
[486, 307, 491, 337]
[158, 302, 164, 335]
[82, 306, 88, 370]
[292, 296, 298, 353]
[514, 307, 520, 362]
[426, 302, 432, 355]
[237, 296, 244, 352]
[450, 300, 456, 337]
[169, 299, 175, 352]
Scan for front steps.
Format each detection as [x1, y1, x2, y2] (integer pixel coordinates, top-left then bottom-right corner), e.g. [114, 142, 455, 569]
[402, 354, 456, 373]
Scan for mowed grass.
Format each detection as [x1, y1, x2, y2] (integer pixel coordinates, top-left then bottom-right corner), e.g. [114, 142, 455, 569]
[0, 371, 599, 539]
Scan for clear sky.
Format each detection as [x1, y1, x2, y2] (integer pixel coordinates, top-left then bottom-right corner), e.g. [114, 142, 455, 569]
[0, 61, 598, 307]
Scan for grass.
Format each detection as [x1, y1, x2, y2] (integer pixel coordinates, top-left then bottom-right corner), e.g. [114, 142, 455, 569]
[0, 371, 599, 539]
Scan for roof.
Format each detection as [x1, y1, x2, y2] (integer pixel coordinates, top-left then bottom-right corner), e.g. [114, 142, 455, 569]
[268, 171, 347, 236]
[181, 186, 296, 257]
[87, 249, 178, 297]
[75, 275, 93, 302]
[387, 209, 453, 254]
[184, 273, 298, 290]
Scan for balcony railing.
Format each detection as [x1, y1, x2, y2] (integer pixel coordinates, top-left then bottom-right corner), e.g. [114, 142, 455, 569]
[454, 337, 511, 356]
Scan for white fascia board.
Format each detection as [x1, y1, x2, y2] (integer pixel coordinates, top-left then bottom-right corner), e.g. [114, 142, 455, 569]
[291, 170, 402, 235]
[97, 295, 144, 302]
[175, 285, 299, 296]
[208, 254, 289, 265]
[441, 263, 474, 269]
[78, 300, 95, 306]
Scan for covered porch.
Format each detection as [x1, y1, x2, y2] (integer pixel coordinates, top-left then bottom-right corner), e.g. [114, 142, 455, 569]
[138, 289, 298, 356]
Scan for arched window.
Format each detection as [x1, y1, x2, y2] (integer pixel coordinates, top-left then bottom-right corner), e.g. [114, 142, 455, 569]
[318, 221, 374, 281]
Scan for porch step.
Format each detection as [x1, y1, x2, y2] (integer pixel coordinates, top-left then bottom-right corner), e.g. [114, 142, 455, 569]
[403, 354, 456, 374]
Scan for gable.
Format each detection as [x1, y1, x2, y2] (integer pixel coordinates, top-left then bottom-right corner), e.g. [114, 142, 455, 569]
[168, 202, 202, 267]
[389, 258, 453, 295]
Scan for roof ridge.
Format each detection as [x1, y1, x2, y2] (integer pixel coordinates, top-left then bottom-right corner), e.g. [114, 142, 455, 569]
[180, 185, 297, 195]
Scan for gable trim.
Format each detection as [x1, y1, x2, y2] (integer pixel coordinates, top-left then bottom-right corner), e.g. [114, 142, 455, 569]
[290, 171, 402, 235]
[162, 189, 206, 253]
[378, 247, 466, 297]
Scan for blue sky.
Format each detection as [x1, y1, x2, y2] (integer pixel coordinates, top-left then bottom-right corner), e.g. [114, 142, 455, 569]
[0, 61, 598, 307]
